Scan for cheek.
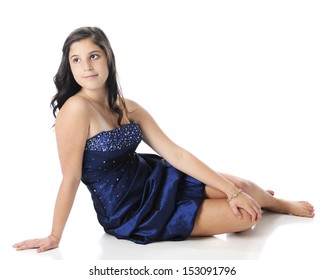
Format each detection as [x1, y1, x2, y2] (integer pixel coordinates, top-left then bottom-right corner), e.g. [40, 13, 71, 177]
[99, 61, 109, 77]
[70, 66, 81, 82]
[104, 68, 109, 79]
[99, 65, 109, 80]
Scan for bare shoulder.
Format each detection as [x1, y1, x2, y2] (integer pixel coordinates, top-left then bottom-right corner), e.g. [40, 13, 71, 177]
[125, 98, 142, 111]
[55, 95, 91, 141]
[125, 98, 149, 122]
[125, 98, 179, 159]
[56, 95, 91, 122]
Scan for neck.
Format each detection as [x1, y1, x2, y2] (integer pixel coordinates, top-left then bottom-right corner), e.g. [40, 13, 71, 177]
[80, 88, 109, 107]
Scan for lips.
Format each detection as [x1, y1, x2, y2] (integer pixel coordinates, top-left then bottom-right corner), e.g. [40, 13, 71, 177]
[83, 74, 98, 79]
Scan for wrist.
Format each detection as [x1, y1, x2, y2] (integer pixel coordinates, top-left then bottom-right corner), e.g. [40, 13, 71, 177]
[48, 234, 61, 243]
[227, 189, 243, 202]
[225, 184, 240, 197]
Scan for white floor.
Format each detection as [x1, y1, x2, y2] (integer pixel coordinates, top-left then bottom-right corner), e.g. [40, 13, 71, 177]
[2, 187, 323, 279]
[1, 2, 324, 279]
[7, 210, 321, 261]
[2, 117, 324, 280]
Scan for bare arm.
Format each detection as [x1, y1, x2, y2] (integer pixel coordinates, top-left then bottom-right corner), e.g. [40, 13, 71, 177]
[13, 96, 90, 252]
[126, 99, 261, 220]
[127, 100, 238, 194]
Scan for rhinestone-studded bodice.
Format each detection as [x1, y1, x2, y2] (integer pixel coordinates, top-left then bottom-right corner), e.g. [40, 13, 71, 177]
[82, 122, 142, 185]
[84, 122, 142, 152]
[81, 122, 143, 224]
[80, 121, 205, 244]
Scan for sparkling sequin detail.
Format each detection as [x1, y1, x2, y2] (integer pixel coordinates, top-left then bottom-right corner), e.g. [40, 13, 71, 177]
[81, 119, 205, 244]
[85, 122, 142, 152]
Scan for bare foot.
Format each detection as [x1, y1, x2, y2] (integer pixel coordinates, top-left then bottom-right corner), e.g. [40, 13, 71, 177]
[266, 190, 274, 196]
[247, 185, 314, 217]
[237, 182, 314, 218]
[266, 200, 315, 218]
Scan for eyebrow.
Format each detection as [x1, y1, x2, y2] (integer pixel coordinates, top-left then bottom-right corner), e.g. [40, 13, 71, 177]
[70, 50, 102, 59]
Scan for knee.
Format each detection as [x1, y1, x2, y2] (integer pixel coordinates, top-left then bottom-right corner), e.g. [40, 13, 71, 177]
[236, 179, 255, 193]
[237, 208, 258, 231]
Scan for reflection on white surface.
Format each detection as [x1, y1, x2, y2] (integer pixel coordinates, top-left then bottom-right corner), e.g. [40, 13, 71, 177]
[5, 208, 321, 261]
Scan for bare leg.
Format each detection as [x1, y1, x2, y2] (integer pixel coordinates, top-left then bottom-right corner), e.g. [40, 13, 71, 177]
[191, 199, 257, 236]
[191, 174, 314, 237]
[207, 173, 315, 217]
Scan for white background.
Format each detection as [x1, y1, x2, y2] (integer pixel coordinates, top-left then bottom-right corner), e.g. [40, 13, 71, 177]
[0, 0, 324, 279]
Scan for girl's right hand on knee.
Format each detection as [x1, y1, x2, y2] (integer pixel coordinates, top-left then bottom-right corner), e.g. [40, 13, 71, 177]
[228, 191, 262, 223]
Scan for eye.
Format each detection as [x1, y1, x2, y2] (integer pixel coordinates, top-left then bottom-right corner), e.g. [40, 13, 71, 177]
[90, 54, 99, 60]
[72, 57, 80, 63]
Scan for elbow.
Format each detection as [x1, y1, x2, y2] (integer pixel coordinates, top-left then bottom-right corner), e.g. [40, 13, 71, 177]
[60, 173, 81, 190]
[168, 147, 191, 168]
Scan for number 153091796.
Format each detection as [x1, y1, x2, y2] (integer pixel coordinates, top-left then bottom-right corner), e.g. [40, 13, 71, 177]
[182, 266, 236, 276]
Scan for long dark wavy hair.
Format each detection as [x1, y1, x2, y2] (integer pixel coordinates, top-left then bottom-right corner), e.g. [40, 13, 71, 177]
[50, 27, 125, 125]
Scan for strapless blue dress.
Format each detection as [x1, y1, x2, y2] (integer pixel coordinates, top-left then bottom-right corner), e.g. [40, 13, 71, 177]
[81, 122, 205, 244]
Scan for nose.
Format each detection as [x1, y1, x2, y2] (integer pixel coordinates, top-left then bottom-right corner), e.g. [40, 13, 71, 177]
[83, 61, 93, 71]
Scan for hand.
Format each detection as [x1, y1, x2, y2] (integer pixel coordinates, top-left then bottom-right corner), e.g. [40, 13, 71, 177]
[13, 235, 59, 253]
[228, 191, 262, 223]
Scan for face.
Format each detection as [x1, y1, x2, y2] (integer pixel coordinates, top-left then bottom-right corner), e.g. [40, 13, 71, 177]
[69, 38, 109, 92]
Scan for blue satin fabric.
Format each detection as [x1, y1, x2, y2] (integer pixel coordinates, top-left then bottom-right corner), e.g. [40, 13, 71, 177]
[81, 122, 205, 244]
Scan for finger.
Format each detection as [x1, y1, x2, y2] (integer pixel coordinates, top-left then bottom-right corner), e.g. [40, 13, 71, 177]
[37, 243, 58, 253]
[230, 204, 242, 219]
[15, 239, 42, 251]
[250, 211, 257, 223]
[245, 206, 258, 223]
[13, 240, 33, 248]
[249, 203, 260, 219]
[36, 238, 53, 253]
[255, 205, 262, 221]
[252, 201, 262, 220]
[13, 242, 23, 248]
[246, 198, 261, 220]
[36, 241, 48, 253]
[37, 246, 47, 253]
[15, 243, 37, 251]
[13, 242, 27, 250]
